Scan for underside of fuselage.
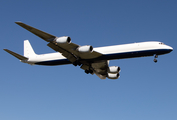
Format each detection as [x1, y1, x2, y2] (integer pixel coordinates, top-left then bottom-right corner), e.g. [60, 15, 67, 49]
[35, 48, 172, 66]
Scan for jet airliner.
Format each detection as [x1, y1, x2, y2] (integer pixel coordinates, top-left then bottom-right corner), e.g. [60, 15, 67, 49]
[4, 22, 173, 79]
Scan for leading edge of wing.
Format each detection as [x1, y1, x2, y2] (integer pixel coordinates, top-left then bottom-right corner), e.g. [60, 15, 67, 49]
[15, 22, 56, 42]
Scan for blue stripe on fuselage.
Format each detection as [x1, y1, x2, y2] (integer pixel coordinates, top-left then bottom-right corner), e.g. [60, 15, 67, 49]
[35, 59, 71, 66]
[35, 49, 172, 66]
[96, 49, 172, 61]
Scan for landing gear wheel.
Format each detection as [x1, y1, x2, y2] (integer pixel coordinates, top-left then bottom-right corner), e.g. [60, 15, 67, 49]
[154, 58, 157, 63]
[85, 69, 93, 74]
[89, 70, 93, 74]
[153, 54, 158, 63]
[73, 61, 82, 66]
[85, 70, 90, 74]
[73, 62, 78, 66]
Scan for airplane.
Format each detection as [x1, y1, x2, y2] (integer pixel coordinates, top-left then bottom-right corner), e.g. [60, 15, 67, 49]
[4, 22, 173, 79]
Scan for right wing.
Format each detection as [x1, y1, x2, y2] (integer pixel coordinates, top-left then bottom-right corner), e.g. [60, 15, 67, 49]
[85, 60, 120, 79]
[91, 61, 109, 79]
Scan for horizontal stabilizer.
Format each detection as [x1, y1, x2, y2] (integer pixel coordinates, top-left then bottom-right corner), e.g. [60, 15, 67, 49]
[15, 22, 56, 42]
[4, 49, 28, 60]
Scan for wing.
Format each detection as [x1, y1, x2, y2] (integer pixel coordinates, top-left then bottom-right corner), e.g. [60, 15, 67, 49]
[15, 22, 55, 42]
[91, 60, 109, 79]
[15, 22, 102, 62]
[91, 61, 120, 79]
[15, 22, 121, 79]
[80, 60, 120, 79]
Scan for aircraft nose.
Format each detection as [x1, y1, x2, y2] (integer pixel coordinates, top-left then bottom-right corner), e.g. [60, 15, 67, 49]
[168, 46, 173, 52]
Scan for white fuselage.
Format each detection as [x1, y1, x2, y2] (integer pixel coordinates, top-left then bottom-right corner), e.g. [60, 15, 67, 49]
[24, 41, 173, 65]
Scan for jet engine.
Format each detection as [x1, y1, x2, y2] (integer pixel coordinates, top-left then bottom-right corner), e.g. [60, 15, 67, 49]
[107, 66, 121, 73]
[55, 36, 71, 44]
[107, 73, 120, 79]
[77, 45, 93, 53]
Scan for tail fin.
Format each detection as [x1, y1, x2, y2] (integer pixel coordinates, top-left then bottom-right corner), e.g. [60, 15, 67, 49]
[24, 40, 37, 57]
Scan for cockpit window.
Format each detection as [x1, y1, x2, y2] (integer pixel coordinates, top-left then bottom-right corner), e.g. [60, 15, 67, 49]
[159, 42, 165, 45]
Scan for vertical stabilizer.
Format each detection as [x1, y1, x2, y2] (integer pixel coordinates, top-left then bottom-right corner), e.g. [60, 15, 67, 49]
[24, 40, 37, 57]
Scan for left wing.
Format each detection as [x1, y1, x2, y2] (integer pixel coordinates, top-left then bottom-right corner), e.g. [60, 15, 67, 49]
[15, 22, 55, 42]
[15, 22, 120, 79]
[15, 22, 102, 61]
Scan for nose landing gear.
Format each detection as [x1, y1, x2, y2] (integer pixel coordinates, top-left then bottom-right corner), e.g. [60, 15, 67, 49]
[153, 54, 158, 63]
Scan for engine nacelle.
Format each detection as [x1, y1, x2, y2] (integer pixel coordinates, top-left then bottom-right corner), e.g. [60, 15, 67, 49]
[77, 45, 93, 53]
[55, 36, 71, 44]
[107, 66, 121, 73]
[107, 73, 120, 79]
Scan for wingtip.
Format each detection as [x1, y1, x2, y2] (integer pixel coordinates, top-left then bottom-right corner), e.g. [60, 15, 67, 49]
[15, 21, 23, 24]
[3, 49, 8, 51]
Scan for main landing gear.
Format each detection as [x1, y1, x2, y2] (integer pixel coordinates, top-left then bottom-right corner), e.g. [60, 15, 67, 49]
[85, 69, 93, 74]
[73, 61, 82, 66]
[153, 54, 158, 63]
